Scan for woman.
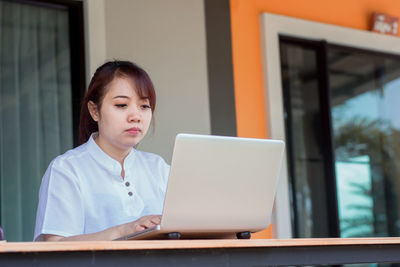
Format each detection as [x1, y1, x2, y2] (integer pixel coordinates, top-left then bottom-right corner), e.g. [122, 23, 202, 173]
[34, 61, 169, 241]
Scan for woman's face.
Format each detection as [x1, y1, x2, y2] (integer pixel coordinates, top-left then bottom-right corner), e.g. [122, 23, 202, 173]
[88, 77, 152, 153]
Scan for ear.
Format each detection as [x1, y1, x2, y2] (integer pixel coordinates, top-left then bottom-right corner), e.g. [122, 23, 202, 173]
[88, 101, 100, 122]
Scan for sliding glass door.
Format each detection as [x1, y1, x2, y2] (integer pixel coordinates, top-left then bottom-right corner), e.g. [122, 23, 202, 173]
[281, 36, 400, 238]
[330, 46, 400, 237]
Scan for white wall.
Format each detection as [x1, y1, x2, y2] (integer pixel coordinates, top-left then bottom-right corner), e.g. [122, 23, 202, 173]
[85, 0, 211, 162]
[84, 0, 107, 80]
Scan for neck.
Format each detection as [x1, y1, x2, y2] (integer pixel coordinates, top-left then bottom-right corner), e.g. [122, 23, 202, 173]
[94, 134, 131, 166]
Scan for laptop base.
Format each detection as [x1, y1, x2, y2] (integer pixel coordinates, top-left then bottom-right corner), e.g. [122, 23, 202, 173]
[116, 228, 251, 240]
[162, 231, 251, 240]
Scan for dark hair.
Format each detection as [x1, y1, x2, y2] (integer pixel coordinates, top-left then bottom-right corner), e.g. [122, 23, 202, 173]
[79, 60, 156, 144]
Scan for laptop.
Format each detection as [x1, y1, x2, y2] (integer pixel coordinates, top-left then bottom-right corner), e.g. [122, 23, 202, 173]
[116, 133, 285, 240]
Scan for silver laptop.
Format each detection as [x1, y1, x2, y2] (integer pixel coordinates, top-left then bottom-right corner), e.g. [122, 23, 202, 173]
[116, 133, 285, 240]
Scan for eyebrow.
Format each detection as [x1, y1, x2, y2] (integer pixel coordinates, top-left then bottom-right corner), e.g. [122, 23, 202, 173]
[112, 95, 150, 101]
[112, 95, 130, 99]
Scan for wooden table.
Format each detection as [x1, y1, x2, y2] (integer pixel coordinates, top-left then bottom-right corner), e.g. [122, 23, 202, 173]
[1, 238, 400, 266]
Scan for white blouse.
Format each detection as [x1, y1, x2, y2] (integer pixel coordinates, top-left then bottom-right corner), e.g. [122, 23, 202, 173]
[34, 134, 170, 241]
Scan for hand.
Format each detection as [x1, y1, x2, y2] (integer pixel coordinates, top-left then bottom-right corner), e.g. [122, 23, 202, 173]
[121, 215, 162, 236]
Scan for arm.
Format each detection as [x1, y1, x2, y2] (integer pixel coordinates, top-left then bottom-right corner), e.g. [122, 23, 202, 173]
[41, 215, 161, 241]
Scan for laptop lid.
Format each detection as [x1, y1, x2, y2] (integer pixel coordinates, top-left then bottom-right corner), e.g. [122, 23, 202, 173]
[159, 133, 285, 234]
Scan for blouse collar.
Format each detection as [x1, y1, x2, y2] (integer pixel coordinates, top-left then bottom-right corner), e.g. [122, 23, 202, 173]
[86, 133, 136, 176]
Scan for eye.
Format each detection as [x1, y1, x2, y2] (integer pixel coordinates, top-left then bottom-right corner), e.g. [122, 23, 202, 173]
[115, 104, 127, 108]
[141, 104, 151, 109]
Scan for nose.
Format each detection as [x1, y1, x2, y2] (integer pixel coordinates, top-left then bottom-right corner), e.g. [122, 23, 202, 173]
[127, 106, 141, 122]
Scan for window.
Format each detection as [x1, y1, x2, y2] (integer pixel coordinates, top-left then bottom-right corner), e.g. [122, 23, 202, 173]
[280, 36, 400, 238]
[260, 13, 400, 238]
[0, 0, 85, 241]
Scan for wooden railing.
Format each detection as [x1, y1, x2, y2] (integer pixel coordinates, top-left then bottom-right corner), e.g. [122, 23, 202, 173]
[1, 238, 400, 266]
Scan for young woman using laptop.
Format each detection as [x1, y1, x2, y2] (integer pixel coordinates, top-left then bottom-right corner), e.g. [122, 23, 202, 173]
[34, 61, 169, 241]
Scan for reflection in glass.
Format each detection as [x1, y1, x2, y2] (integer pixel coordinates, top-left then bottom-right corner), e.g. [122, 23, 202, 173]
[330, 48, 400, 237]
[335, 155, 374, 237]
[280, 41, 330, 237]
[281, 37, 400, 239]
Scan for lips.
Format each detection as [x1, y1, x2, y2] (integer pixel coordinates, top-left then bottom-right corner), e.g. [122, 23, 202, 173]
[126, 127, 141, 135]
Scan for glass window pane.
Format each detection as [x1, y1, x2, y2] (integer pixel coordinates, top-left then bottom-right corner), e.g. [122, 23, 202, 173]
[0, 1, 73, 241]
[330, 47, 400, 237]
[280, 40, 331, 237]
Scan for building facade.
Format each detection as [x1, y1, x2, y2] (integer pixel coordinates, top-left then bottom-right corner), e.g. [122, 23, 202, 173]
[1, 0, 400, 241]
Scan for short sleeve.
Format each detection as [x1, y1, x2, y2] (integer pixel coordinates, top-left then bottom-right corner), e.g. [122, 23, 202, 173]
[34, 159, 84, 241]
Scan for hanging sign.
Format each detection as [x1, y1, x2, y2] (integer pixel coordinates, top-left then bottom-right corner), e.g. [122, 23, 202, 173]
[371, 13, 398, 36]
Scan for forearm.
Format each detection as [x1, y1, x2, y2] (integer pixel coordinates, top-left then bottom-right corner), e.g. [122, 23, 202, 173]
[43, 224, 124, 241]
[41, 215, 160, 241]
[61, 225, 123, 241]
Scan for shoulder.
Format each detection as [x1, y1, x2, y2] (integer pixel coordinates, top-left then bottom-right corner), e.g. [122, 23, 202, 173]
[39, 144, 90, 200]
[50, 142, 90, 168]
[44, 142, 91, 180]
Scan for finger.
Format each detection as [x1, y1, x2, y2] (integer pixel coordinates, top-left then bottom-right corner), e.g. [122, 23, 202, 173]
[136, 216, 150, 224]
[150, 216, 161, 225]
[138, 215, 160, 224]
[135, 225, 145, 232]
[141, 220, 157, 228]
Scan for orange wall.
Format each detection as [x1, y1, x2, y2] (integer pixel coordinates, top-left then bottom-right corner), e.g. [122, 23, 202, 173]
[230, 0, 400, 139]
[230, 0, 400, 238]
